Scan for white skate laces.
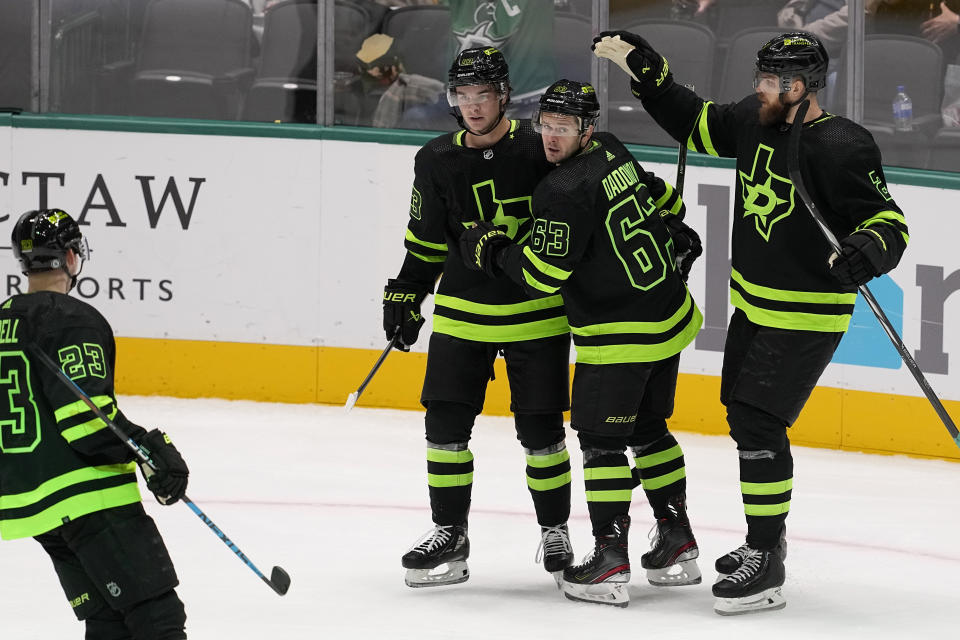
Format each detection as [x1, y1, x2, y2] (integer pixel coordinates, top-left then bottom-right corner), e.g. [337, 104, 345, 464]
[726, 548, 762, 584]
[409, 524, 454, 556]
[535, 525, 573, 564]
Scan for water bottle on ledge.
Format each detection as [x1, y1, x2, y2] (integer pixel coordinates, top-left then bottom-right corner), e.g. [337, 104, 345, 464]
[892, 85, 913, 132]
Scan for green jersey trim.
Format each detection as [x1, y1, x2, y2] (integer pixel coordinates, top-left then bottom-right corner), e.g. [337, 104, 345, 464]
[54, 395, 114, 422]
[434, 293, 563, 316]
[61, 406, 119, 443]
[570, 289, 695, 336]
[405, 229, 448, 252]
[0, 463, 136, 509]
[408, 251, 446, 263]
[432, 316, 570, 342]
[731, 268, 857, 305]
[856, 210, 910, 245]
[523, 246, 573, 281]
[688, 101, 719, 157]
[521, 268, 560, 294]
[0, 481, 141, 540]
[731, 290, 852, 332]
[573, 300, 703, 365]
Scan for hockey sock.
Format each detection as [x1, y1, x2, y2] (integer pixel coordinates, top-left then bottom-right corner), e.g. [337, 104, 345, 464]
[631, 434, 687, 519]
[524, 442, 572, 527]
[740, 443, 793, 550]
[426, 441, 474, 526]
[583, 449, 633, 536]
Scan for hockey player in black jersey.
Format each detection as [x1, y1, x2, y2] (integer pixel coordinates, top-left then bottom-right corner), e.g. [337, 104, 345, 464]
[383, 47, 575, 588]
[461, 80, 704, 608]
[594, 31, 909, 615]
[0, 209, 190, 638]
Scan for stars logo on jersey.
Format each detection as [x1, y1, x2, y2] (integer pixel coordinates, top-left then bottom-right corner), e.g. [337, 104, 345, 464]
[738, 144, 795, 242]
[465, 179, 532, 242]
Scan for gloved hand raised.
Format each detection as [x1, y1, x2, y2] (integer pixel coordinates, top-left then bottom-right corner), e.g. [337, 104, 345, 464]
[138, 429, 189, 506]
[382, 279, 427, 351]
[829, 230, 885, 288]
[460, 221, 512, 277]
[662, 214, 702, 282]
[591, 30, 673, 98]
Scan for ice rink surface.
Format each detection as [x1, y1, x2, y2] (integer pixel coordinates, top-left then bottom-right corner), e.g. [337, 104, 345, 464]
[2, 396, 958, 639]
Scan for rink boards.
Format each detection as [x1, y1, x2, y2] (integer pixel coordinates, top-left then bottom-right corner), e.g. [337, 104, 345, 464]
[1, 113, 958, 460]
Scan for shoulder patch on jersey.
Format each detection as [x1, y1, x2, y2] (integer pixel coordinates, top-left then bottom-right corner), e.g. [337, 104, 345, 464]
[410, 186, 423, 220]
[868, 170, 893, 202]
[605, 150, 616, 162]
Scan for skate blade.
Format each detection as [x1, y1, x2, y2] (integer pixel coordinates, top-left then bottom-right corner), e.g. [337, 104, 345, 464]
[714, 587, 786, 616]
[551, 571, 564, 589]
[404, 561, 469, 588]
[646, 558, 702, 587]
[561, 580, 630, 608]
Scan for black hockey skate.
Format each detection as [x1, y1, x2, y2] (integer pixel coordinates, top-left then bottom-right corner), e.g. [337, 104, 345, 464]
[640, 495, 701, 586]
[712, 547, 786, 616]
[715, 526, 787, 576]
[561, 515, 631, 607]
[401, 524, 469, 588]
[536, 523, 574, 586]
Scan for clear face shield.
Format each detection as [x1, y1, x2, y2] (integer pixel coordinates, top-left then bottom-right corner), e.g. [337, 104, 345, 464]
[446, 84, 503, 108]
[532, 110, 585, 137]
[753, 70, 783, 93]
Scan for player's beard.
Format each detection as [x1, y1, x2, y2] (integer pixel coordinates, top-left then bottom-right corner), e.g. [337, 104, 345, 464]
[758, 97, 788, 127]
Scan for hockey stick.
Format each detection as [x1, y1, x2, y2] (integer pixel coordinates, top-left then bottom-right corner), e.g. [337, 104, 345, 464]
[675, 84, 694, 196]
[344, 330, 399, 412]
[28, 346, 292, 596]
[787, 99, 959, 447]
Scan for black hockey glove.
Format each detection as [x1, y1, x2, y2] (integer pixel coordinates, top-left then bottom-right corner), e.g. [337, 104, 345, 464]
[829, 230, 885, 288]
[460, 221, 511, 277]
[662, 213, 702, 282]
[382, 279, 427, 351]
[591, 30, 673, 99]
[138, 429, 189, 506]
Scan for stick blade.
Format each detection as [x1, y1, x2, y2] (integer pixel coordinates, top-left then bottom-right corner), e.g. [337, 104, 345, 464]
[344, 391, 359, 413]
[268, 566, 291, 596]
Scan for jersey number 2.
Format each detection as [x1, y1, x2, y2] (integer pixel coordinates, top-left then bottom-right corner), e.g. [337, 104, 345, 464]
[0, 351, 42, 454]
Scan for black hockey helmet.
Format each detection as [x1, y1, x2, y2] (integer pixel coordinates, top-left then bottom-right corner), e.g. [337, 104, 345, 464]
[11, 208, 89, 276]
[756, 32, 828, 93]
[448, 46, 510, 90]
[447, 47, 511, 135]
[535, 80, 600, 134]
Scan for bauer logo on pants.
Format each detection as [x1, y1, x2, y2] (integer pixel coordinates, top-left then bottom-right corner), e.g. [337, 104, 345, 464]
[106, 582, 122, 598]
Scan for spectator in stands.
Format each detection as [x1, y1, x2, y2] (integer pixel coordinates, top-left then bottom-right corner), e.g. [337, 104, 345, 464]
[357, 33, 446, 128]
[921, 2, 960, 44]
[778, 1, 850, 56]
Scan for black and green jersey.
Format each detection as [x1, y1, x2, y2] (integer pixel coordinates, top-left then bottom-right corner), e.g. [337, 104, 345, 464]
[0, 292, 144, 540]
[397, 119, 568, 343]
[499, 131, 702, 364]
[641, 86, 909, 332]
